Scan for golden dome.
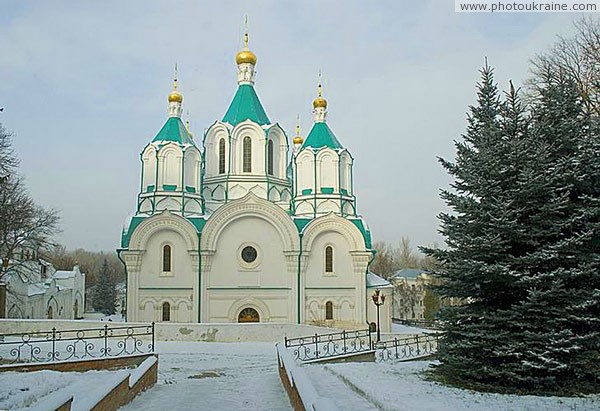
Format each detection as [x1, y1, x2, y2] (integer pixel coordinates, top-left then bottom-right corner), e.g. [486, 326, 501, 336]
[168, 90, 183, 103]
[293, 136, 303, 145]
[313, 78, 327, 108]
[236, 49, 257, 65]
[313, 96, 327, 109]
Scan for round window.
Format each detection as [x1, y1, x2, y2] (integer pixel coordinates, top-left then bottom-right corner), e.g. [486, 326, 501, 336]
[241, 246, 258, 263]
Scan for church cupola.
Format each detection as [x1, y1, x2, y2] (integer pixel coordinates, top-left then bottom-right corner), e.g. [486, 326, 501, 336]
[292, 116, 303, 155]
[236, 19, 257, 86]
[134, 67, 204, 218]
[202, 22, 292, 213]
[312, 76, 328, 123]
[292, 76, 356, 218]
[168, 64, 183, 118]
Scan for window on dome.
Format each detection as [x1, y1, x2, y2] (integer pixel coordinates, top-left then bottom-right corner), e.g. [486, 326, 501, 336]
[325, 301, 334, 320]
[325, 246, 334, 273]
[162, 245, 171, 272]
[219, 138, 225, 174]
[162, 302, 171, 321]
[243, 136, 252, 172]
[267, 139, 274, 176]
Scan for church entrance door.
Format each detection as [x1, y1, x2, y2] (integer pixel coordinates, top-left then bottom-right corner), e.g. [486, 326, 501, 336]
[238, 307, 260, 323]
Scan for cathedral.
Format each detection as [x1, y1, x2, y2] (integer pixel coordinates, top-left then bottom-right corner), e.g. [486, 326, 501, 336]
[118, 31, 392, 331]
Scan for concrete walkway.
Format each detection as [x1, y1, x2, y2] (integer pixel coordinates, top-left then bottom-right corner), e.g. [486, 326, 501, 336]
[120, 342, 291, 411]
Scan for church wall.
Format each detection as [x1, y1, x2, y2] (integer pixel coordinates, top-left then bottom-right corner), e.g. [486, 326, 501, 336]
[304, 231, 355, 289]
[206, 289, 292, 323]
[137, 229, 195, 290]
[207, 216, 290, 290]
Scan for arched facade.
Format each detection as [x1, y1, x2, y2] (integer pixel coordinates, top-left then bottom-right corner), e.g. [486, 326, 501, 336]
[119, 44, 389, 331]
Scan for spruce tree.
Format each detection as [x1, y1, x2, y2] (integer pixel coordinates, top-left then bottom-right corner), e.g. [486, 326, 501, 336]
[424, 64, 600, 394]
[93, 259, 117, 315]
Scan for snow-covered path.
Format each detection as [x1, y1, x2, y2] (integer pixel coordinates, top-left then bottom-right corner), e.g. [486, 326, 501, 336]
[120, 342, 291, 411]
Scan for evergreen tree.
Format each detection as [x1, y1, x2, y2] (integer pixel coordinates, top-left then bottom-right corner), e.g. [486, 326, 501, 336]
[93, 259, 117, 315]
[424, 62, 600, 394]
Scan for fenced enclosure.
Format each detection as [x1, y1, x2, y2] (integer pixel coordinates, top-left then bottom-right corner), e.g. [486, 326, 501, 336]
[284, 328, 442, 363]
[284, 329, 373, 362]
[376, 333, 440, 361]
[0, 323, 154, 365]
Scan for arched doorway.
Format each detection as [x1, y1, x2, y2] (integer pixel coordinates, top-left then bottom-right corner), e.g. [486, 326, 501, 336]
[47, 306, 53, 319]
[238, 307, 260, 323]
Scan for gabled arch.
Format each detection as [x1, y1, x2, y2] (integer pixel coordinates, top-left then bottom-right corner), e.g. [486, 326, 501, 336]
[302, 213, 366, 252]
[203, 122, 231, 177]
[201, 192, 299, 251]
[231, 121, 266, 175]
[128, 210, 198, 251]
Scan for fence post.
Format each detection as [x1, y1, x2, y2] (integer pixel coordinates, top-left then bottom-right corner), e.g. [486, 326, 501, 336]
[369, 328, 373, 350]
[342, 330, 347, 353]
[51, 327, 57, 361]
[284, 336, 288, 348]
[103, 324, 108, 357]
[415, 334, 420, 356]
[314, 333, 319, 359]
[151, 322, 155, 352]
[394, 337, 399, 359]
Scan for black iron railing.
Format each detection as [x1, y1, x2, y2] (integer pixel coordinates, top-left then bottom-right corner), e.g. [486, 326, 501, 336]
[376, 333, 440, 361]
[0, 323, 155, 365]
[284, 329, 373, 362]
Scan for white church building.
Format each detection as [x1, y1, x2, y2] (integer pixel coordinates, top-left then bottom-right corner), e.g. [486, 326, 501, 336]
[119, 33, 392, 331]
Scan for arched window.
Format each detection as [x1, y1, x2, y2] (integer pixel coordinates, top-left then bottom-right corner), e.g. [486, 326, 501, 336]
[325, 301, 333, 320]
[267, 139, 274, 176]
[47, 306, 53, 319]
[218, 138, 226, 174]
[162, 245, 171, 272]
[325, 246, 334, 273]
[238, 307, 260, 323]
[243, 136, 252, 173]
[162, 302, 170, 321]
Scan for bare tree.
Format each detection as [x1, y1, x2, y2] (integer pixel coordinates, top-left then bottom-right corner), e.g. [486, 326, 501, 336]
[531, 17, 600, 116]
[0, 124, 60, 282]
[0, 124, 18, 179]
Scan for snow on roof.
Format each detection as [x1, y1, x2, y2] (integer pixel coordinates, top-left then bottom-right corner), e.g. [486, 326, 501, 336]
[53, 270, 75, 279]
[366, 272, 393, 288]
[391, 268, 428, 280]
[27, 283, 46, 296]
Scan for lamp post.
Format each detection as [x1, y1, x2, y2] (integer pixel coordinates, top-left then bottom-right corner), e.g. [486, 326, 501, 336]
[371, 289, 385, 343]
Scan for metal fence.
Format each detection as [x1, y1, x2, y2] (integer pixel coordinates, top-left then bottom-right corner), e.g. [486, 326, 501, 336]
[284, 329, 442, 363]
[0, 323, 155, 365]
[284, 329, 373, 362]
[376, 333, 440, 361]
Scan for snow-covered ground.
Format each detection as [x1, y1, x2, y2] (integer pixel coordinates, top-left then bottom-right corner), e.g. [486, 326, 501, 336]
[307, 361, 600, 411]
[120, 341, 291, 410]
[0, 368, 128, 410]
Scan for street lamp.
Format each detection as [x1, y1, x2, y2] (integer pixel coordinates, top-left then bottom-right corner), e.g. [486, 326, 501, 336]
[371, 289, 386, 343]
[1, 256, 9, 279]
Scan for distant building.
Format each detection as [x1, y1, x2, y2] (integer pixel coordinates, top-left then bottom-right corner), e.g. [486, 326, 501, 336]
[390, 268, 431, 320]
[2, 257, 85, 320]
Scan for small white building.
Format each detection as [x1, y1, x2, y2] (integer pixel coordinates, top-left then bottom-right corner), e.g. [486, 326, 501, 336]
[3, 258, 85, 320]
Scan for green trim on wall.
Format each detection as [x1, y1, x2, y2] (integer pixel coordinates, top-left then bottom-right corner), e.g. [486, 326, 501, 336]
[163, 184, 177, 191]
[147, 185, 155, 192]
[301, 188, 312, 195]
[320, 187, 334, 194]
[121, 216, 147, 248]
[185, 186, 196, 193]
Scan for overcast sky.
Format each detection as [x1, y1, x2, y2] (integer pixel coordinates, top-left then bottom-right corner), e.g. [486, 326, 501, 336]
[0, 1, 586, 252]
